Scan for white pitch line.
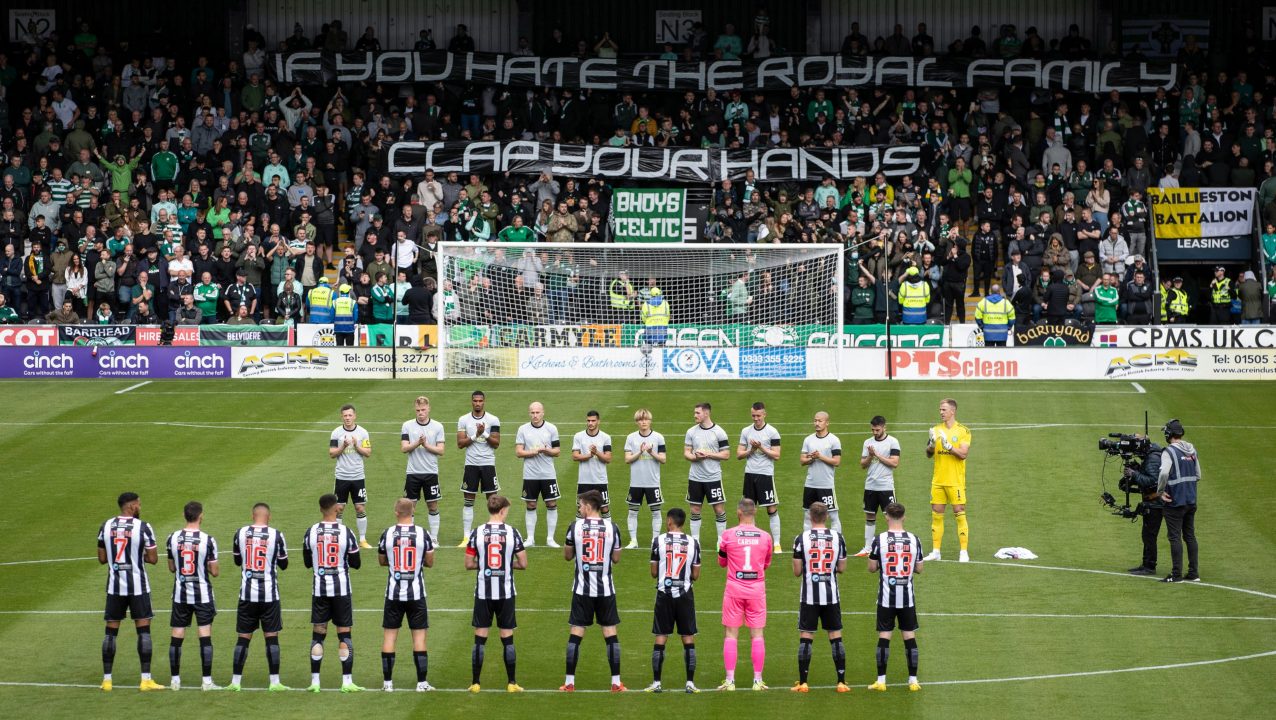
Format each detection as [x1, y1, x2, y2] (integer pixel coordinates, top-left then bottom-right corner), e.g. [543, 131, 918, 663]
[920, 649, 1276, 687]
[0, 556, 97, 567]
[2, 607, 1273, 622]
[5, 650, 1276, 693]
[1131, 382, 1146, 394]
[964, 560, 1276, 602]
[113, 381, 152, 395]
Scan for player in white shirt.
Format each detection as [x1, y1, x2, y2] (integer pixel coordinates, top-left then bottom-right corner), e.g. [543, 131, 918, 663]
[683, 402, 731, 544]
[799, 411, 843, 533]
[623, 408, 667, 549]
[401, 396, 446, 543]
[457, 390, 502, 546]
[515, 402, 562, 547]
[328, 404, 373, 548]
[572, 410, 613, 517]
[736, 401, 783, 553]
[857, 415, 901, 557]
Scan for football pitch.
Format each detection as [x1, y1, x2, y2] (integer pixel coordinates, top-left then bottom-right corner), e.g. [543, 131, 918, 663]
[1, 378, 1274, 719]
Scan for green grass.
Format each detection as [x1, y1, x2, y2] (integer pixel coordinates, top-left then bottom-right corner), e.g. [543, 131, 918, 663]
[1, 378, 1274, 719]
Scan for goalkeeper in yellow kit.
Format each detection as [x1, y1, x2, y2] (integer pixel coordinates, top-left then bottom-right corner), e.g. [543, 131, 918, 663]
[924, 398, 971, 563]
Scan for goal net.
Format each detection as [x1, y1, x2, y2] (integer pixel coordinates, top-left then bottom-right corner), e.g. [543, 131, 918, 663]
[436, 242, 844, 380]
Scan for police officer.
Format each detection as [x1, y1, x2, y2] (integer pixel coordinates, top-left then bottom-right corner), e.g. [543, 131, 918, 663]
[1125, 439, 1163, 576]
[1163, 277, 1190, 324]
[308, 277, 335, 324]
[974, 284, 1014, 346]
[608, 270, 635, 324]
[333, 283, 357, 346]
[640, 287, 670, 346]
[898, 266, 930, 324]
[1156, 419, 1200, 583]
[1208, 266, 1233, 325]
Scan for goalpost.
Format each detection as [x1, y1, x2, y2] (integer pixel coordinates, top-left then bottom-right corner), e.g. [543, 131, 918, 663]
[436, 242, 845, 380]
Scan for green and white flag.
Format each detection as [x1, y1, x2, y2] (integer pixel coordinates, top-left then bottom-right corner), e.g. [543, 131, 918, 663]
[609, 188, 692, 243]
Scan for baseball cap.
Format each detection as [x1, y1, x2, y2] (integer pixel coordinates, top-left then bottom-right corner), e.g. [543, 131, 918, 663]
[318, 277, 330, 284]
[339, 283, 352, 293]
[1172, 276, 1183, 282]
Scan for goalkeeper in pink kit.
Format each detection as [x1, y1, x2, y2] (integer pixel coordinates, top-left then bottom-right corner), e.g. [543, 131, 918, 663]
[717, 498, 773, 691]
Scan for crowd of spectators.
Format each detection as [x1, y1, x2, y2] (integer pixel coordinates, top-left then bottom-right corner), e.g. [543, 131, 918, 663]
[1, 17, 1274, 330]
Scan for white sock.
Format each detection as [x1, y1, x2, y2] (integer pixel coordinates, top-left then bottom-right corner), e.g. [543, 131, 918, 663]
[356, 515, 368, 540]
[829, 510, 841, 534]
[565, 674, 575, 685]
[803, 510, 811, 532]
[141, 672, 152, 681]
[725, 669, 734, 682]
[754, 671, 763, 682]
[311, 672, 320, 685]
[627, 509, 639, 541]
[343, 673, 352, 685]
[269, 673, 279, 685]
[690, 517, 701, 540]
[877, 674, 886, 683]
[103, 673, 112, 681]
[525, 509, 538, 543]
[611, 674, 621, 685]
[462, 504, 474, 536]
[715, 518, 727, 540]
[202, 675, 212, 684]
[769, 512, 781, 544]
[231, 673, 242, 685]
[651, 511, 662, 539]
[865, 522, 876, 548]
[546, 507, 558, 541]
[909, 675, 918, 684]
[428, 512, 440, 541]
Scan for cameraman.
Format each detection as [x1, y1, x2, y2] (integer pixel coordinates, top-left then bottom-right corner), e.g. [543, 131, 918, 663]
[1125, 439, 1163, 577]
[1157, 420, 1200, 583]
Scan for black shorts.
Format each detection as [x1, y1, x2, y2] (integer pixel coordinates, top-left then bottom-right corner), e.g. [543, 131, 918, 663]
[236, 600, 283, 634]
[802, 487, 838, 511]
[334, 478, 367, 505]
[521, 478, 562, 502]
[405, 473, 441, 502]
[652, 591, 697, 637]
[798, 602, 843, 633]
[569, 593, 621, 628]
[170, 601, 217, 628]
[461, 465, 499, 495]
[876, 605, 919, 632]
[383, 598, 429, 630]
[311, 595, 355, 627]
[863, 489, 896, 513]
[104, 593, 153, 622]
[686, 480, 725, 506]
[578, 485, 610, 507]
[472, 597, 517, 630]
[627, 486, 664, 507]
[742, 473, 779, 507]
[317, 224, 338, 249]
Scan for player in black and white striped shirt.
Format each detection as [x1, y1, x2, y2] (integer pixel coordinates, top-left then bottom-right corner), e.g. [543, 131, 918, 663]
[561, 489, 625, 692]
[464, 495, 528, 693]
[96, 492, 161, 692]
[165, 501, 220, 691]
[229, 503, 289, 692]
[302, 493, 363, 693]
[378, 498, 436, 692]
[789, 502, 849, 693]
[645, 508, 702, 694]
[866, 502, 924, 692]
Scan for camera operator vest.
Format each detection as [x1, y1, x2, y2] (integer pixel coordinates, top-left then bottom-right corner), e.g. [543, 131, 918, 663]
[1162, 442, 1199, 506]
